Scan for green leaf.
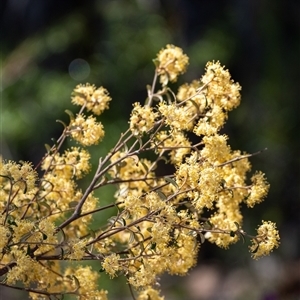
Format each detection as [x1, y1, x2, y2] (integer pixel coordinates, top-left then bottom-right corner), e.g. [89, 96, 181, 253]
[65, 109, 74, 121]
[152, 58, 159, 68]
[199, 232, 206, 244]
[164, 176, 179, 189]
[140, 161, 149, 174]
[188, 99, 200, 115]
[56, 119, 67, 128]
[150, 242, 156, 250]
[128, 231, 135, 244]
[203, 221, 213, 230]
[156, 190, 167, 201]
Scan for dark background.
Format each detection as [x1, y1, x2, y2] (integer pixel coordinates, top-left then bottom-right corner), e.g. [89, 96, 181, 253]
[1, 1, 299, 299]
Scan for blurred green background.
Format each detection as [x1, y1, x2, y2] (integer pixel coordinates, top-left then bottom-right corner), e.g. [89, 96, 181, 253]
[1, 0, 299, 299]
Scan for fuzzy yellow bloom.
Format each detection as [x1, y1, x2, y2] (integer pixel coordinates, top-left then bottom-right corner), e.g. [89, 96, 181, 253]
[42, 148, 90, 179]
[202, 61, 241, 111]
[196, 166, 222, 210]
[102, 253, 120, 278]
[246, 171, 270, 207]
[0, 159, 37, 192]
[12, 219, 35, 243]
[194, 106, 227, 136]
[63, 147, 91, 178]
[130, 102, 158, 135]
[156, 44, 189, 85]
[177, 80, 208, 113]
[137, 288, 165, 300]
[200, 134, 231, 164]
[64, 192, 98, 238]
[64, 266, 108, 300]
[69, 114, 105, 146]
[158, 102, 194, 131]
[128, 263, 158, 287]
[153, 130, 191, 165]
[207, 213, 240, 248]
[6, 249, 46, 286]
[72, 83, 111, 115]
[151, 221, 171, 245]
[72, 83, 96, 105]
[64, 238, 88, 260]
[43, 173, 77, 211]
[34, 218, 57, 255]
[250, 221, 280, 259]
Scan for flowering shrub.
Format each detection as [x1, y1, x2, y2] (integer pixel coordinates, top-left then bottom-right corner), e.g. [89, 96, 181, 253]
[0, 45, 280, 299]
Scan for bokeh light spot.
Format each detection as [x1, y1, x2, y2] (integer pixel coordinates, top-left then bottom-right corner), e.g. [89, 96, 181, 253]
[68, 58, 90, 81]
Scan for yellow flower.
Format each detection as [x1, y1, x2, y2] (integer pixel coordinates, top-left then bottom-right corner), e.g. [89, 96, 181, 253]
[64, 266, 108, 300]
[130, 102, 158, 135]
[177, 80, 208, 113]
[200, 134, 231, 164]
[202, 61, 241, 111]
[63, 147, 91, 178]
[72, 83, 96, 106]
[65, 238, 88, 260]
[246, 171, 270, 207]
[102, 253, 120, 278]
[159, 102, 195, 131]
[156, 44, 189, 85]
[153, 130, 191, 165]
[72, 84, 111, 115]
[69, 114, 105, 146]
[137, 288, 164, 300]
[196, 166, 222, 210]
[207, 213, 239, 248]
[0, 159, 37, 192]
[250, 221, 280, 259]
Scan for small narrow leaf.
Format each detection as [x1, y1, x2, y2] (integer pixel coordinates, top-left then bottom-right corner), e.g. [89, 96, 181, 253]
[156, 190, 167, 201]
[56, 119, 67, 128]
[164, 176, 179, 189]
[65, 109, 74, 121]
[199, 232, 206, 244]
[44, 144, 51, 153]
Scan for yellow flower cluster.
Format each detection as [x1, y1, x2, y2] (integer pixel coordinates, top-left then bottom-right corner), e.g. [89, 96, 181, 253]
[64, 266, 108, 300]
[101, 253, 120, 278]
[69, 114, 105, 146]
[156, 44, 189, 85]
[250, 221, 280, 259]
[72, 83, 111, 115]
[0, 82, 107, 297]
[153, 130, 191, 165]
[0, 159, 37, 192]
[130, 102, 158, 135]
[137, 288, 164, 300]
[42, 147, 90, 179]
[0, 45, 279, 299]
